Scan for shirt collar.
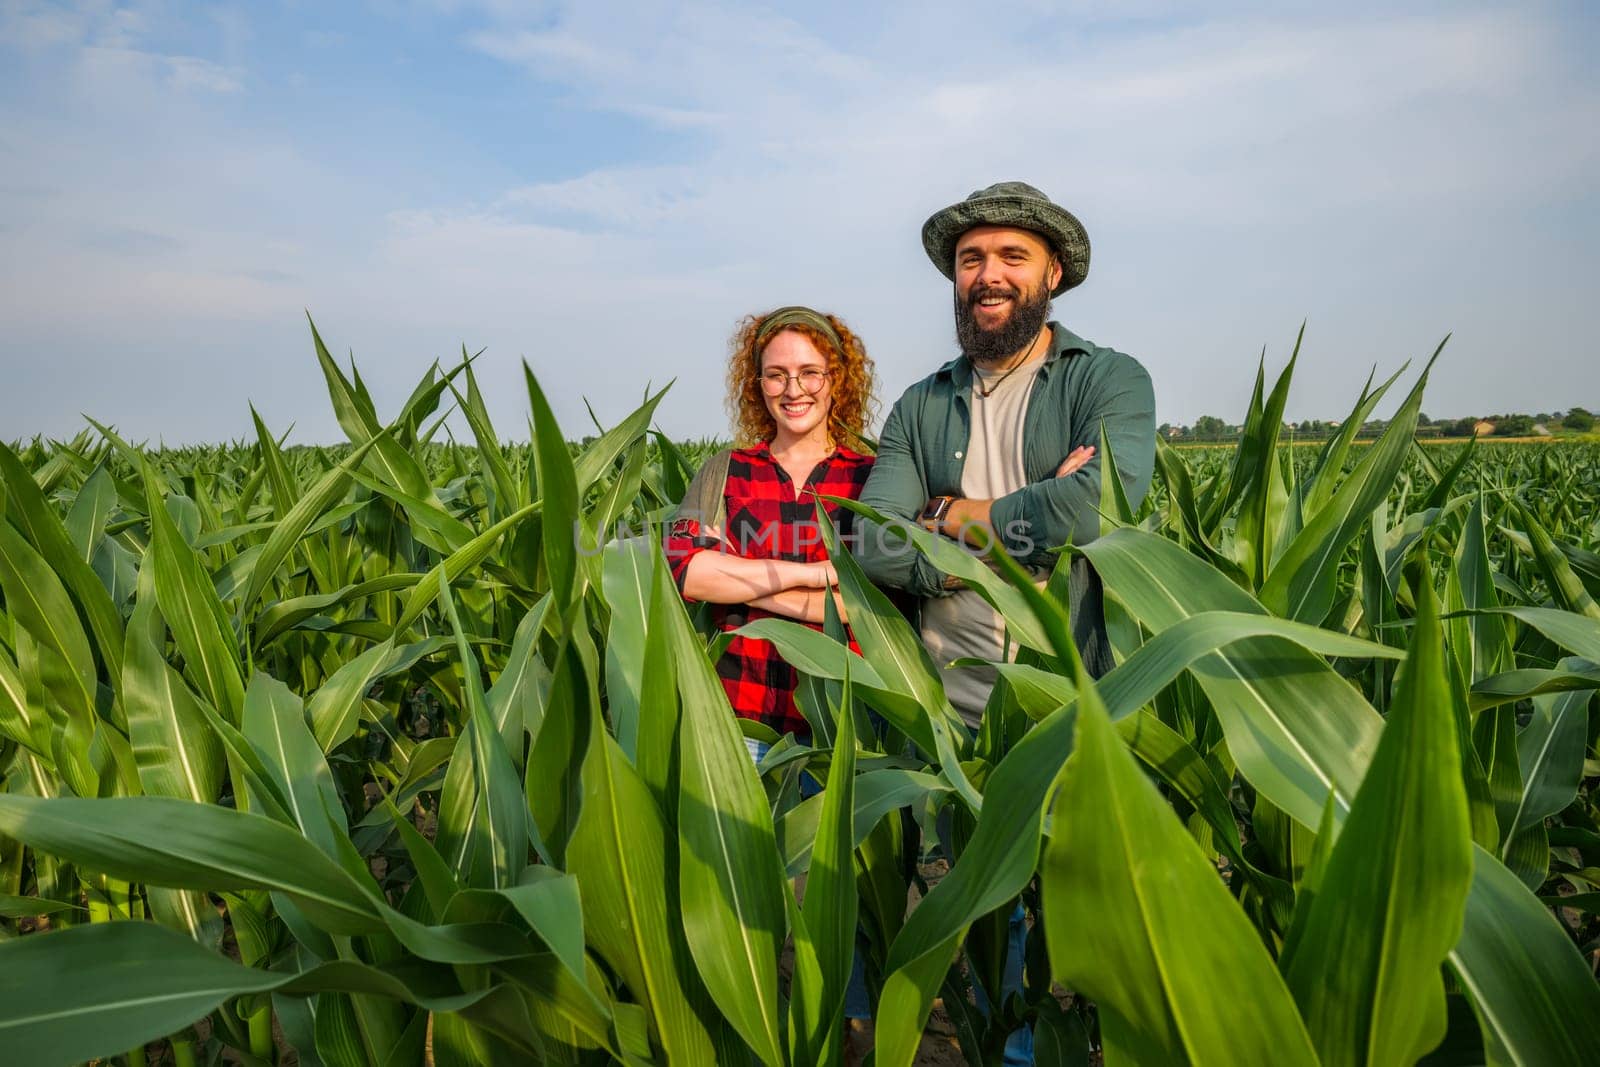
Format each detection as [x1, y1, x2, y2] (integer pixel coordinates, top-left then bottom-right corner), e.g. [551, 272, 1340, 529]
[934, 321, 1090, 387]
[738, 440, 864, 464]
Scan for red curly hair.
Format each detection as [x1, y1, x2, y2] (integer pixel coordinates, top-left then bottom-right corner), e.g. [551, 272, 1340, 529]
[725, 309, 878, 449]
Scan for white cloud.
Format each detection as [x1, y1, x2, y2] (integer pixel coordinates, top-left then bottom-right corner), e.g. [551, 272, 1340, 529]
[460, 2, 876, 131]
[5, 3, 243, 92]
[2, 0, 154, 50]
[467, 28, 611, 72]
[163, 53, 242, 93]
[498, 165, 709, 228]
[1, 0, 87, 46]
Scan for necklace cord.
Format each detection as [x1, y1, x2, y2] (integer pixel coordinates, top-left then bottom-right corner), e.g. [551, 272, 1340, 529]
[974, 328, 1047, 398]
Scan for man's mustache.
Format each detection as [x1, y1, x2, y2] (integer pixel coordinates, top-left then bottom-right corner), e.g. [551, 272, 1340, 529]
[967, 285, 1020, 308]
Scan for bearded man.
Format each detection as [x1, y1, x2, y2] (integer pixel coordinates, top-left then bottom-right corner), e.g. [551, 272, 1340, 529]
[856, 181, 1156, 728]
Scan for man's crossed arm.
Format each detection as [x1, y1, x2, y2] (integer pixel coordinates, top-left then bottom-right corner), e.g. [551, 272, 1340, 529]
[926, 444, 1096, 546]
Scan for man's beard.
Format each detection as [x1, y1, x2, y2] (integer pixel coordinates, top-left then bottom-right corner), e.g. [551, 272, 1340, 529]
[954, 281, 1053, 365]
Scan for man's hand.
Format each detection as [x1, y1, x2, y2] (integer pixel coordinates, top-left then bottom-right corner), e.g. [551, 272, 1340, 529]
[1056, 445, 1096, 477]
[941, 497, 995, 548]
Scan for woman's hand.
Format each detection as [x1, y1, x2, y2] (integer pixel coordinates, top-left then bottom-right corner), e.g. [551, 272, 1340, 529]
[748, 585, 848, 625]
[1055, 445, 1096, 477]
[695, 527, 835, 588]
[799, 559, 839, 588]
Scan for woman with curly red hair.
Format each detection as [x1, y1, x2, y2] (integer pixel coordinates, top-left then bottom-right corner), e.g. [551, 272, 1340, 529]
[664, 306, 878, 746]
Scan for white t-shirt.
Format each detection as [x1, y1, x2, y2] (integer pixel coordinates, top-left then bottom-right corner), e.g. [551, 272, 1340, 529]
[920, 355, 1048, 728]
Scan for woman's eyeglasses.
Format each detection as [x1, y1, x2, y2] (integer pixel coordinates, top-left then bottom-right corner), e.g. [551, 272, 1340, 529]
[756, 370, 830, 397]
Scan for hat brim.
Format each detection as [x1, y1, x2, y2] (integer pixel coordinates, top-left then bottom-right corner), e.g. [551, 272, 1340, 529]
[921, 195, 1090, 296]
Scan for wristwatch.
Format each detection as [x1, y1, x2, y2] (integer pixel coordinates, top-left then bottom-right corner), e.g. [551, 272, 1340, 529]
[919, 495, 956, 527]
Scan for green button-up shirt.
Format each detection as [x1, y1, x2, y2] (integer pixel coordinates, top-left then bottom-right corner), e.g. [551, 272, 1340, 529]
[855, 322, 1156, 599]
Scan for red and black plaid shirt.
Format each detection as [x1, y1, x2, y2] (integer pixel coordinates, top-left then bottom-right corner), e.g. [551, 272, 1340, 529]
[665, 443, 872, 739]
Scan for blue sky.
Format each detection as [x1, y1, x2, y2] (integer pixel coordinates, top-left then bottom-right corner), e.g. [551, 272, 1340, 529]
[2, 0, 1596, 444]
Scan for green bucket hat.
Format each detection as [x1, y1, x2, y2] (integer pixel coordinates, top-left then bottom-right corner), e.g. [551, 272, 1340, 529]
[921, 180, 1090, 295]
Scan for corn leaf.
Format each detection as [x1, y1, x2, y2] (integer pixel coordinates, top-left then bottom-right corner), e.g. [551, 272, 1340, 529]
[0, 794, 383, 934]
[0, 920, 489, 1067]
[1260, 347, 1438, 623]
[1280, 575, 1472, 1066]
[242, 671, 348, 860]
[239, 434, 379, 615]
[0, 441, 125, 684]
[1040, 680, 1318, 1064]
[1447, 846, 1600, 1065]
[600, 538, 654, 758]
[142, 460, 246, 722]
[564, 623, 717, 1064]
[1081, 527, 1383, 827]
[435, 582, 531, 890]
[659, 544, 787, 1065]
[527, 363, 580, 609]
[787, 673, 857, 1065]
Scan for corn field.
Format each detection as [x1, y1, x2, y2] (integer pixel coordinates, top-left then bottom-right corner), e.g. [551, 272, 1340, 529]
[1, 325, 1598, 1066]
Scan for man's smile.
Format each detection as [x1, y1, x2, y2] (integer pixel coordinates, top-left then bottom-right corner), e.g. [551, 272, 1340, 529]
[970, 286, 1020, 321]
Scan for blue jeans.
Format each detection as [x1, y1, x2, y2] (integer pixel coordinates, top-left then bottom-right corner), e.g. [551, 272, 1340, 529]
[971, 905, 1034, 1066]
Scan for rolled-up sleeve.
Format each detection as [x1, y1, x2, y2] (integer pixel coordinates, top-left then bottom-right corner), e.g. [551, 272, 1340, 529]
[854, 398, 950, 598]
[663, 515, 736, 601]
[988, 353, 1156, 563]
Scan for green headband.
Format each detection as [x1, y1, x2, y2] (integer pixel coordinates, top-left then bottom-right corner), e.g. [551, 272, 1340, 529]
[753, 306, 844, 356]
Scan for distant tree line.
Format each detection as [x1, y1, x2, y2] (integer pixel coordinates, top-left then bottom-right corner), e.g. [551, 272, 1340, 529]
[1158, 407, 1595, 442]
[1434, 407, 1594, 437]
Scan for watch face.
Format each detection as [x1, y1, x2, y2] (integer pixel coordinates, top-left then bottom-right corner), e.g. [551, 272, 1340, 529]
[920, 497, 947, 522]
